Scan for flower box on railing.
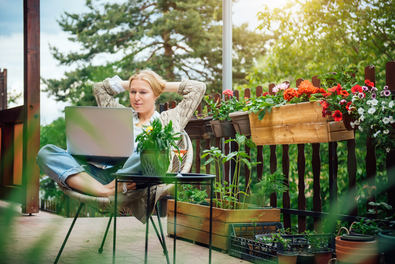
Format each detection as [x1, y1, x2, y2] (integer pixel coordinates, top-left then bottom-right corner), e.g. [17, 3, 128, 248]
[249, 102, 354, 145]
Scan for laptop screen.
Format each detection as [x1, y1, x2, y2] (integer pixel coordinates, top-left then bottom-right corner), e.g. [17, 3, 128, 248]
[65, 106, 134, 162]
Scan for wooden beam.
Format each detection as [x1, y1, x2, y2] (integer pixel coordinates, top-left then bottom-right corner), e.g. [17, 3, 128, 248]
[22, 0, 40, 214]
[0, 106, 24, 125]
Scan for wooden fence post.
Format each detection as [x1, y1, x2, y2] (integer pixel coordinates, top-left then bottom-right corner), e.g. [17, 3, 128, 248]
[0, 69, 7, 110]
[386, 61, 395, 211]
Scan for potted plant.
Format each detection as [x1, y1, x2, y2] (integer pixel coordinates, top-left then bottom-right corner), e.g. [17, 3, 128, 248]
[136, 119, 180, 176]
[205, 89, 245, 138]
[305, 230, 333, 264]
[335, 218, 380, 264]
[185, 106, 213, 140]
[166, 134, 281, 250]
[270, 233, 298, 264]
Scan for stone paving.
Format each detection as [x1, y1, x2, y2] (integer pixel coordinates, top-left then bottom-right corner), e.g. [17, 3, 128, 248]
[0, 200, 247, 264]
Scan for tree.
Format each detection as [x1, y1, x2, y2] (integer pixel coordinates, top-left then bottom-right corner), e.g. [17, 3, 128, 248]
[43, 0, 268, 105]
[249, 0, 394, 86]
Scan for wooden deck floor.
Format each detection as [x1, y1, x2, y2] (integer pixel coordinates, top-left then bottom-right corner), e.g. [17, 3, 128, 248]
[0, 200, 247, 264]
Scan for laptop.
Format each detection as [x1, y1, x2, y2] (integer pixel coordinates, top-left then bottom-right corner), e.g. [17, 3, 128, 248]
[65, 106, 134, 163]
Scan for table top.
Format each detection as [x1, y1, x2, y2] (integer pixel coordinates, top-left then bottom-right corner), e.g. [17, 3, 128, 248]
[113, 172, 215, 185]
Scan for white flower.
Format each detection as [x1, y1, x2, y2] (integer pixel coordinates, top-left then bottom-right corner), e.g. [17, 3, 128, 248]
[389, 101, 394, 108]
[383, 117, 390, 124]
[381, 101, 386, 105]
[354, 120, 360, 125]
[373, 130, 381, 138]
[368, 107, 376, 114]
[370, 99, 378, 106]
[386, 148, 390, 153]
[350, 121, 355, 128]
[383, 129, 389, 134]
[389, 116, 395, 124]
[358, 108, 364, 115]
[359, 115, 365, 122]
[358, 126, 363, 132]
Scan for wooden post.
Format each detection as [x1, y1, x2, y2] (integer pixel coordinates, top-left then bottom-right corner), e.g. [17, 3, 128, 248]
[312, 143, 322, 229]
[297, 144, 306, 233]
[282, 145, 291, 229]
[243, 89, 251, 190]
[0, 69, 7, 110]
[255, 86, 264, 182]
[347, 139, 358, 216]
[328, 142, 338, 202]
[22, 0, 40, 214]
[386, 61, 395, 211]
[365, 66, 377, 205]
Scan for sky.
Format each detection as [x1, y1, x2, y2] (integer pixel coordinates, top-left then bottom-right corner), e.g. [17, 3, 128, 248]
[0, 0, 288, 125]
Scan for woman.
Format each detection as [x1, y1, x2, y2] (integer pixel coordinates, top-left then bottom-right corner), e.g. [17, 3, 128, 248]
[37, 70, 205, 205]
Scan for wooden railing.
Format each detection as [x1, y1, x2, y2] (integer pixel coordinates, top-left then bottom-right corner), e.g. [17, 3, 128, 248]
[162, 62, 395, 231]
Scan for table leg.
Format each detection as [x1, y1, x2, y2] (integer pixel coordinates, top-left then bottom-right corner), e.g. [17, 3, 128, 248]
[145, 185, 150, 264]
[209, 179, 213, 264]
[113, 178, 118, 264]
[173, 181, 178, 264]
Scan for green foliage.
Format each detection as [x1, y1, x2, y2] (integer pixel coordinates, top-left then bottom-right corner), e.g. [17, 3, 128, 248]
[40, 117, 66, 149]
[249, 171, 288, 207]
[251, 0, 394, 86]
[177, 184, 208, 204]
[204, 91, 245, 121]
[136, 119, 180, 153]
[44, 0, 269, 105]
[202, 133, 258, 209]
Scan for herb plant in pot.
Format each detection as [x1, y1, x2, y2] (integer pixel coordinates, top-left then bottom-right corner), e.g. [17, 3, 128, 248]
[136, 119, 180, 176]
[305, 231, 333, 264]
[205, 89, 244, 138]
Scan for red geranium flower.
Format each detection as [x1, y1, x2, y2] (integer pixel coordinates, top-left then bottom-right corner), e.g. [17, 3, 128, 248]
[222, 89, 233, 97]
[365, 80, 374, 87]
[283, 88, 298, 101]
[340, 90, 349, 97]
[351, 84, 362, 94]
[345, 101, 352, 111]
[332, 110, 343, 122]
[262, 92, 269, 97]
[320, 100, 329, 109]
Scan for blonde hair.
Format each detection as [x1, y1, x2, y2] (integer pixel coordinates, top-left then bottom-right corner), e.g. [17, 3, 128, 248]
[128, 70, 166, 97]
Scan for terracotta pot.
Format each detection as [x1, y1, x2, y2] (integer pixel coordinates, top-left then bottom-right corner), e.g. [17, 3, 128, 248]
[335, 236, 378, 264]
[140, 149, 170, 176]
[277, 251, 298, 264]
[210, 119, 236, 138]
[314, 250, 333, 264]
[229, 111, 251, 136]
[185, 116, 213, 139]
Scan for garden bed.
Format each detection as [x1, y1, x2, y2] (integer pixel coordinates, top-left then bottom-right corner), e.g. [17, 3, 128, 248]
[166, 200, 281, 250]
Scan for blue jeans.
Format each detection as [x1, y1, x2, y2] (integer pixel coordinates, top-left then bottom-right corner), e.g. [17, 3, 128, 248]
[36, 144, 142, 189]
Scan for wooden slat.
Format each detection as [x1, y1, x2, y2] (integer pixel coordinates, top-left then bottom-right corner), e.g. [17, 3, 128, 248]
[312, 76, 320, 87]
[282, 145, 291, 229]
[195, 139, 201, 173]
[386, 61, 395, 211]
[328, 142, 338, 202]
[312, 143, 322, 229]
[297, 144, 306, 233]
[365, 66, 377, 206]
[270, 145, 277, 207]
[244, 89, 251, 190]
[256, 86, 263, 181]
[1, 125, 14, 186]
[0, 69, 7, 110]
[22, 0, 40, 214]
[347, 139, 357, 216]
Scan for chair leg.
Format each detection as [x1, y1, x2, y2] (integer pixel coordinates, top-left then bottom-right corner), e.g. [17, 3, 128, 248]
[54, 203, 85, 264]
[98, 214, 113, 254]
[149, 204, 170, 264]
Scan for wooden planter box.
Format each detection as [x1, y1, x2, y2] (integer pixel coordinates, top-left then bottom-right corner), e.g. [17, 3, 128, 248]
[229, 111, 251, 136]
[166, 200, 280, 250]
[210, 120, 236, 138]
[249, 102, 354, 145]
